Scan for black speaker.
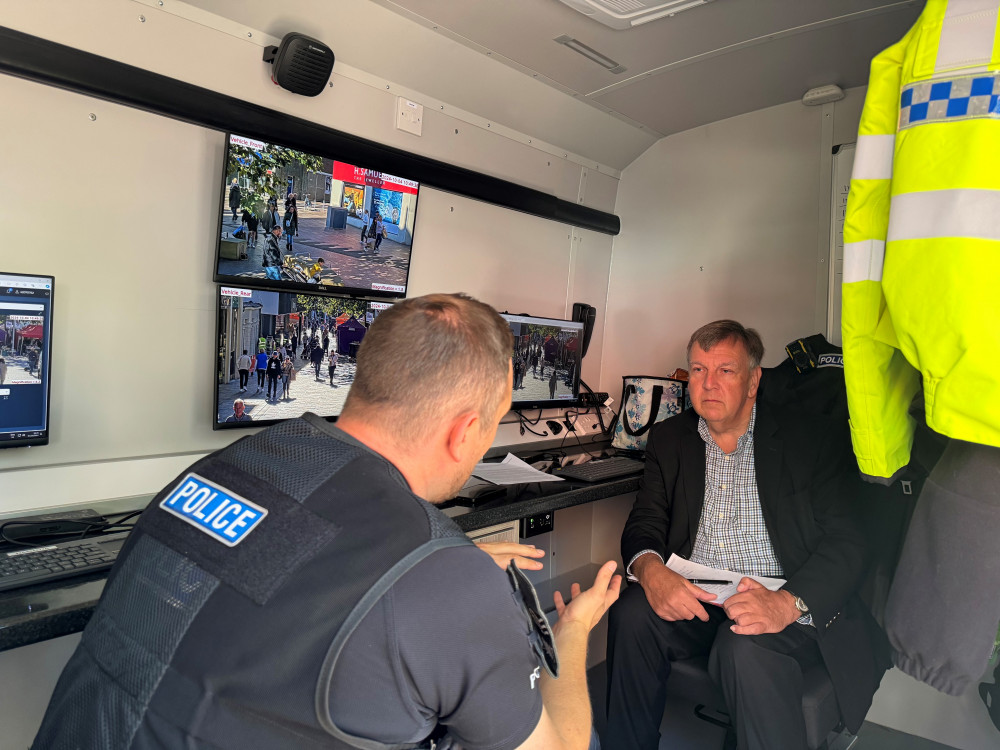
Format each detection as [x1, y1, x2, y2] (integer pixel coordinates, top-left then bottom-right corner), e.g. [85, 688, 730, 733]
[572, 302, 597, 359]
[263, 33, 335, 97]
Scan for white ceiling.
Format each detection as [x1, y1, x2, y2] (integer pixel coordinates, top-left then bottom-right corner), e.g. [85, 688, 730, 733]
[184, 0, 923, 171]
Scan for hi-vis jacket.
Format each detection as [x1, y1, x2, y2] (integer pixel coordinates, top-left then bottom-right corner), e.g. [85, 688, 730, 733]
[842, 0, 1000, 480]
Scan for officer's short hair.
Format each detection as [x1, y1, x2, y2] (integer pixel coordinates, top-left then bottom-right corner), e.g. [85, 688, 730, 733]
[687, 320, 764, 370]
[344, 293, 512, 440]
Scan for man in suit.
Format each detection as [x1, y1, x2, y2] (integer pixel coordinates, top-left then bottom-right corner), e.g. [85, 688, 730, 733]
[604, 320, 887, 750]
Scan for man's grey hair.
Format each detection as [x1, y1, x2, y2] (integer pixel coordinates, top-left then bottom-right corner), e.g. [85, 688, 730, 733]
[686, 320, 764, 370]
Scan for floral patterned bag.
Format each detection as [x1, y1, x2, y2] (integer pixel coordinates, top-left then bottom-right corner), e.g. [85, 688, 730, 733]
[611, 376, 687, 453]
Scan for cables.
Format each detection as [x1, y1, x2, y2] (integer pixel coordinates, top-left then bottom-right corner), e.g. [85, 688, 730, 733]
[0, 509, 143, 548]
[579, 379, 609, 436]
[558, 406, 606, 459]
[515, 408, 550, 437]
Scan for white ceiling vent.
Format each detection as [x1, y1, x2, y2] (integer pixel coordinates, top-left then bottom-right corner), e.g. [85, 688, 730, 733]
[558, 0, 717, 29]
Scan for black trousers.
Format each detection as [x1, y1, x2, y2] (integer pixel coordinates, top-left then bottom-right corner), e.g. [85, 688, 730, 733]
[605, 583, 821, 750]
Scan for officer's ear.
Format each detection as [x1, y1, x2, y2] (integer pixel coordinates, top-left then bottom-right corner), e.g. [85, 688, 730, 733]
[444, 410, 480, 463]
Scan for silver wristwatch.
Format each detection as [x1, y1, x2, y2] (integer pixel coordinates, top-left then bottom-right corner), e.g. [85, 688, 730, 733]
[786, 590, 809, 614]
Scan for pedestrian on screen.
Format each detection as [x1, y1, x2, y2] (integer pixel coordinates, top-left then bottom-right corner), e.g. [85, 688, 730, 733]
[311, 341, 324, 379]
[223, 398, 251, 423]
[262, 225, 283, 282]
[281, 356, 294, 399]
[236, 349, 252, 392]
[228, 178, 241, 222]
[373, 214, 386, 254]
[328, 349, 338, 386]
[255, 348, 268, 393]
[265, 351, 282, 400]
[283, 204, 298, 252]
[360, 208, 370, 243]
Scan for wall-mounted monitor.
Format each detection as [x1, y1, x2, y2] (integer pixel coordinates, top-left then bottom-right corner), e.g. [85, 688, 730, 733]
[500, 312, 583, 411]
[0, 272, 54, 449]
[215, 285, 393, 430]
[214, 133, 421, 300]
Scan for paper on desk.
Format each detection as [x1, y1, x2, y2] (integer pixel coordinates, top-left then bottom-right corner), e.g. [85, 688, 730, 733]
[472, 453, 565, 485]
[665, 553, 785, 605]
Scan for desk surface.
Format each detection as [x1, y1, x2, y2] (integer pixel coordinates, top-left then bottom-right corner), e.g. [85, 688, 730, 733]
[0, 475, 639, 653]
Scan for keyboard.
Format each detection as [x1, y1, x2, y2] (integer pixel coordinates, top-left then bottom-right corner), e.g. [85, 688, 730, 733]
[556, 456, 645, 482]
[0, 531, 131, 593]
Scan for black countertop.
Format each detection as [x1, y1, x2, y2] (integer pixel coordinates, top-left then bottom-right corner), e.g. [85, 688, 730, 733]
[0, 477, 639, 653]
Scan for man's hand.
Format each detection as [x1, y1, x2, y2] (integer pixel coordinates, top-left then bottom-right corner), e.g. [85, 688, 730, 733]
[633, 556, 717, 622]
[475, 542, 545, 571]
[552, 560, 622, 632]
[723, 577, 799, 635]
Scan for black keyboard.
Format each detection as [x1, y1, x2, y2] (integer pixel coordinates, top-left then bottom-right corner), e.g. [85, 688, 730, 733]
[556, 456, 645, 482]
[0, 531, 131, 592]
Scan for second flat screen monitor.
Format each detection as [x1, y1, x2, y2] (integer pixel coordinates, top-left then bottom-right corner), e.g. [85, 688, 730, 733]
[215, 133, 420, 300]
[215, 285, 393, 429]
[501, 313, 583, 410]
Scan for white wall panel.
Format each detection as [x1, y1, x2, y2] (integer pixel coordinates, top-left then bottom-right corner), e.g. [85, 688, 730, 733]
[602, 98, 837, 392]
[0, 0, 617, 512]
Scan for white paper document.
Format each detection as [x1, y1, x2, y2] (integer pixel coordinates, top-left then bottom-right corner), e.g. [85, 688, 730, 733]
[665, 553, 786, 605]
[472, 453, 565, 485]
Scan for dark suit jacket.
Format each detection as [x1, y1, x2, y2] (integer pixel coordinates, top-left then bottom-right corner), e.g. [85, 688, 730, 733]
[620, 401, 889, 732]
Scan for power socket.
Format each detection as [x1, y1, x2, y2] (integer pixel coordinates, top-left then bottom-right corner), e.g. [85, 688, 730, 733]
[580, 391, 610, 407]
[520, 512, 554, 538]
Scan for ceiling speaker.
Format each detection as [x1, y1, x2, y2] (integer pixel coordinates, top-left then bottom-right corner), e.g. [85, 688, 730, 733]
[263, 33, 335, 97]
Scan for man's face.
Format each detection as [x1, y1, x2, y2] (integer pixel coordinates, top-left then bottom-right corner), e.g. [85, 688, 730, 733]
[687, 339, 760, 430]
[443, 362, 513, 500]
[234, 401, 245, 417]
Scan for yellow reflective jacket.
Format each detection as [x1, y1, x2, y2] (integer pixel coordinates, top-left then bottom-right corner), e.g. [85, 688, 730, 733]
[842, 0, 1000, 480]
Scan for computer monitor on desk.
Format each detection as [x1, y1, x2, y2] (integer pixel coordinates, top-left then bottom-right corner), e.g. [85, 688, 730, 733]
[499, 312, 583, 411]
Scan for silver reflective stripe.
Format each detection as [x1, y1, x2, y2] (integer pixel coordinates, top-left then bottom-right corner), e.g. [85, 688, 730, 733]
[852, 135, 895, 180]
[843, 240, 886, 283]
[935, 0, 1000, 74]
[888, 189, 1000, 242]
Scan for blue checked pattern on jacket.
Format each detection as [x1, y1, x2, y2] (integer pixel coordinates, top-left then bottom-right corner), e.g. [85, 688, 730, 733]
[899, 73, 1000, 129]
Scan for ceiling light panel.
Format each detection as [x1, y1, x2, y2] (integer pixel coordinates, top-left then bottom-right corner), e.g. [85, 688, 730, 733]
[558, 0, 716, 29]
[554, 34, 627, 73]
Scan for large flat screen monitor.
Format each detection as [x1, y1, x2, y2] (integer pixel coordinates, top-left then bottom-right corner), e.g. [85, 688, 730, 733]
[0, 272, 54, 448]
[214, 133, 421, 300]
[500, 312, 583, 411]
[215, 285, 393, 429]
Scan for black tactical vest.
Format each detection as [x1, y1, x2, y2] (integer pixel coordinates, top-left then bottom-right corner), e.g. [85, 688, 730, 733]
[33, 414, 473, 749]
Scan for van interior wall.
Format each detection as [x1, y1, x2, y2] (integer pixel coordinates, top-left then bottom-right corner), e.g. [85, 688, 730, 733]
[605, 86, 1000, 750]
[0, 0, 616, 514]
[601, 88, 865, 388]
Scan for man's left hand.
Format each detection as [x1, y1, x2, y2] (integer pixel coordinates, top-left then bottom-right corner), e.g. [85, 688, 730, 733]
[475, 542, 545, 571]
[723, 577, 799, 635]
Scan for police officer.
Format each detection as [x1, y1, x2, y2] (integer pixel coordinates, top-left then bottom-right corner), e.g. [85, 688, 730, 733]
[33, 293, 620, 750]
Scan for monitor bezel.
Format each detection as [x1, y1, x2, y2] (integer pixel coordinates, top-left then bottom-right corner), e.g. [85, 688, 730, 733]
[502, 312, 584, 412]
[212, 132, 420, 302]
[0, 271, 55, 449]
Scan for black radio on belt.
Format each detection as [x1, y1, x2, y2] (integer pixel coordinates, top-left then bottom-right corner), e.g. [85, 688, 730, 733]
[785, 339, 817, 374]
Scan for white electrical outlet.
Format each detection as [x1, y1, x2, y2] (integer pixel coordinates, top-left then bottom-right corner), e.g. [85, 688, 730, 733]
[395, 97, 423, 136]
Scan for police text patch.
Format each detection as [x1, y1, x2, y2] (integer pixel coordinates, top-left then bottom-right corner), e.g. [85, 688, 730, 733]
[160, 474, 267, 547]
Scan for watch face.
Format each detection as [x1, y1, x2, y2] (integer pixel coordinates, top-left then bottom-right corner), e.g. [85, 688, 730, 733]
[795, 597, 809, 613]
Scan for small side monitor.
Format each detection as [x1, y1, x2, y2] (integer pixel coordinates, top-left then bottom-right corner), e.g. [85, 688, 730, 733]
[0, 272, 55, 449]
